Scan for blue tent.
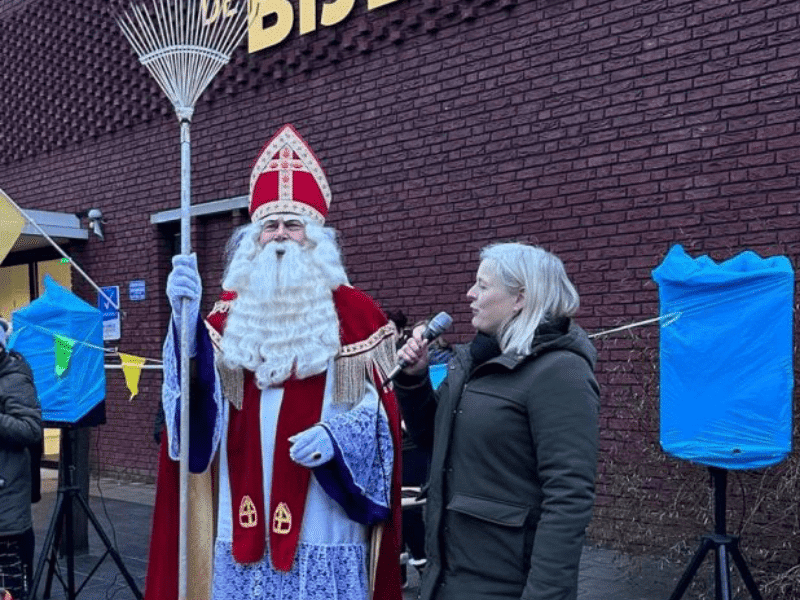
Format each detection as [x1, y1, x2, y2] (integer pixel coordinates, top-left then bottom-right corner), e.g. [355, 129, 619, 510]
[652, 245, 793, 470]
[9, 275, 105, 424]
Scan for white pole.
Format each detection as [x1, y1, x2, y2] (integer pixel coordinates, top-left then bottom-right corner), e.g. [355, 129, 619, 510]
[115, 5, 248, 597]
[177, 110, 193, 600]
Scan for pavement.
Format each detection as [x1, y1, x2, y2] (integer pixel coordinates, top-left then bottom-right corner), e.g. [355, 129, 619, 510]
[26, 470, 687, 600]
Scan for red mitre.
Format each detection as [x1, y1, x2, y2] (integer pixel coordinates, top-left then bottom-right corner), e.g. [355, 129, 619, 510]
[249, 124, 332, 225]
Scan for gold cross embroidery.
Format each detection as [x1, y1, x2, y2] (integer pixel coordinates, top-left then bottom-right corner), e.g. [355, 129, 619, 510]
[238, 495, 258, 529]
[272, 501, 292, 534]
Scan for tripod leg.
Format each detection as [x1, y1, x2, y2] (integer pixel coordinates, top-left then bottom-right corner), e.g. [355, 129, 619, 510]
[30, 491, 64, 600]
[729, 545, 764, 600]
[64, 488, 76, 600]
[74, 494, 143, 600]
[668, 537, 714, 600]
[43, 516, 63, 600]
[716, 544, 731, 600]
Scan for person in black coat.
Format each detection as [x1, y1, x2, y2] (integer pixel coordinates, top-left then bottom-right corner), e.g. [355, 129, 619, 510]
[0, 318, 43, 599]
[395, 243, 599, 600]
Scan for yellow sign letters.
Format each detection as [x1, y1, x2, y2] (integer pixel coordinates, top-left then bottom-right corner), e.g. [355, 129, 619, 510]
[248, 0, 402, 53]
[202, 0, 239, 26]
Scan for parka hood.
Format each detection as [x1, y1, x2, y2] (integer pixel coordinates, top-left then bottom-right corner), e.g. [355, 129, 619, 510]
[0, 350, 34, 380]
[469, 318, 598, 376]
[530, 318, 597, 370]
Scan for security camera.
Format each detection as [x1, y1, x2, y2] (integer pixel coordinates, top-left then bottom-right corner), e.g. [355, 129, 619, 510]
[87, 208, 105, 240]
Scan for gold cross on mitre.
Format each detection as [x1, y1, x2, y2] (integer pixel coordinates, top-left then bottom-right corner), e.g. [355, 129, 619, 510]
[272, 501, 292, 534]
[238, 495, 258, 529]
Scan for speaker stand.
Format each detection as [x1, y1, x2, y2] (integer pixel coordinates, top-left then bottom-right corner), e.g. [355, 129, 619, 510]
[667, 467, 763, 600]
[28, 427, 142, 600]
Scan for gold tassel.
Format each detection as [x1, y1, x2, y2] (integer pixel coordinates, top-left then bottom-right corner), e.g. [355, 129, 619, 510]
[334, 324, 397, 406]
[333, 351, 369, 407]
[204, 319, 244, 410]
[216, 355, 244, 410]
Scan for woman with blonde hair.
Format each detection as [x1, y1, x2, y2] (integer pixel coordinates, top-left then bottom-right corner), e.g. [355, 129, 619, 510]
[395, 243, 599, 600]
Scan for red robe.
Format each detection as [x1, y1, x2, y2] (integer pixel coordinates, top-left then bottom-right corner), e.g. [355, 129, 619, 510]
[144, 286, 402, 600]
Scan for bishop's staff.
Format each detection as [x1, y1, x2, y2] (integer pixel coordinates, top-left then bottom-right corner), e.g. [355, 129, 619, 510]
[116, 2, 247, 598]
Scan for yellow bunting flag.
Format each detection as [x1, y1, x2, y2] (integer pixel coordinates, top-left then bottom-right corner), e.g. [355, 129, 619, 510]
[54, 334, 76, 377]
[119, 353, 147, 400]
[0, 189, 26, 264]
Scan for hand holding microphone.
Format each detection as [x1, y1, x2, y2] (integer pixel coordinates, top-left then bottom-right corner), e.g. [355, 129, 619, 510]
[389, 312, 453, 382]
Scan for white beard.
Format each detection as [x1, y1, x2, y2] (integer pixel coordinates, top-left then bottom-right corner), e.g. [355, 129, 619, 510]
[219, 224, 348, 389]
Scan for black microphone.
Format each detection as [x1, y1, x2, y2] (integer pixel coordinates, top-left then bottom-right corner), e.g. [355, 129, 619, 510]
[385, 311, 453, 383]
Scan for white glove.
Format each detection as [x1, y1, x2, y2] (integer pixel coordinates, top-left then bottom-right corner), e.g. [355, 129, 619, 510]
[166, 253, 202, 352]
[289, 425, 334, 468]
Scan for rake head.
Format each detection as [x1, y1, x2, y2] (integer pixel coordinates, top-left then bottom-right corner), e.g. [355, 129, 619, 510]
[117, 0, 248, 120]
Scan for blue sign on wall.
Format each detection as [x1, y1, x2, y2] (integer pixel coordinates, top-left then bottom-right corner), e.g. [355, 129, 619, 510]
[99, 285, 120, 341]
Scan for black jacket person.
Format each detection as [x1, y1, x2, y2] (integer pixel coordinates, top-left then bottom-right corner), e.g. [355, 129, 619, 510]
[395, 244, 599, 600]
[0, 318, 43, 598]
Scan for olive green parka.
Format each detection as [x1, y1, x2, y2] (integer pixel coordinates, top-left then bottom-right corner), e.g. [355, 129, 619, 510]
[395, 321, 599, 600]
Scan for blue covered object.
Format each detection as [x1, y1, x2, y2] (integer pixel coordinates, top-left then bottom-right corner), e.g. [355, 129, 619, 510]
[9, 275, 105, 424]
[652, 245, 793, 470]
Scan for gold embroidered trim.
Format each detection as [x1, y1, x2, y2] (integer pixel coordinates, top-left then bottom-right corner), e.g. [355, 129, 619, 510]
[272, 502, 292, 534]
[204, 320, 223, 351]
[211, 299, 233, 315]
[239, 495, 258, 528]
[250, 127, 332, 206]
[251, 201, 324, 225]
[338, 323, 397, 358]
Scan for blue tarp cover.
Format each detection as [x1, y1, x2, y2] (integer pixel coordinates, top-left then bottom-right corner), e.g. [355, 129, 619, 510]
[652, 245, 793, 470]
[9, 275, 105, 424]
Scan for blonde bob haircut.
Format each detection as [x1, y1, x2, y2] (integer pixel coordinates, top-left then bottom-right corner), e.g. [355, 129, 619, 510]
[480, 243, 580, 356]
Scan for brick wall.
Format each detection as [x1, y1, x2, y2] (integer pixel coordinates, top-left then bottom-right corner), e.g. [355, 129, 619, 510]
[2, 0, 799, 576]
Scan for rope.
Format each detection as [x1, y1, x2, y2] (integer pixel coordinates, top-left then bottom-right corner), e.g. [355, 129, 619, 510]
[588, 312, 681, 339]
[12, 321, 163, 364]
[587, 277, 784, 340]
